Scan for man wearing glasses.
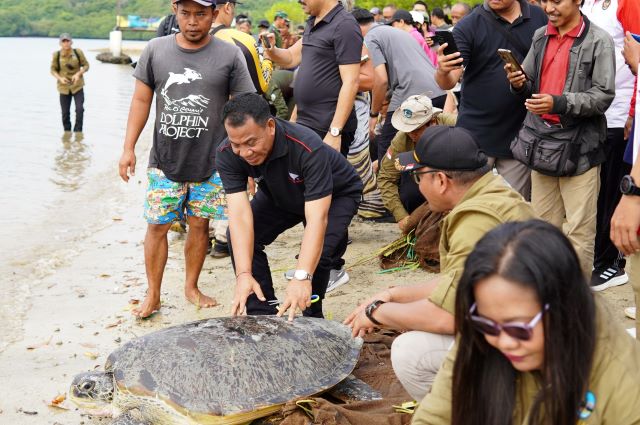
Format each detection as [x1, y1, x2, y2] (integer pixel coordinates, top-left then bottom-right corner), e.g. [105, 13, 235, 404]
[344, 126, 535, 400]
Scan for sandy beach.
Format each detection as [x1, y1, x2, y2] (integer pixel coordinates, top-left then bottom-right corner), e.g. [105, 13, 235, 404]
[0, 126, 635, 424]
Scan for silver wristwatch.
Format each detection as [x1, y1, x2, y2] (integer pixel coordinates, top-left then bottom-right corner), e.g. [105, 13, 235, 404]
[293, 269, 313, 281]
[329, 127, 342, 137]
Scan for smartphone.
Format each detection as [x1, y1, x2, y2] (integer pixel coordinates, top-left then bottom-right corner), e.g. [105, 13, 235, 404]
[433, 30, 458, 56]
[497, 48, 529, 80]
[260, 34, 271, 49]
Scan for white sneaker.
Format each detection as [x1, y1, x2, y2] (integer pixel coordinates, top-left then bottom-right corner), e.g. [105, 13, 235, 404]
[327, 269, 350, 293]
[624, 307, 637, 320]
[627, 328, 636, 338]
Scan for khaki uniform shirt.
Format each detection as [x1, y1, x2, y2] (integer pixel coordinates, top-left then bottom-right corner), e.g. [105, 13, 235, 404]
[50, 48, 89, 95]
[429, 172, 536, 315]
[412, 298, 640, 425]
[378, 114, 458, 222]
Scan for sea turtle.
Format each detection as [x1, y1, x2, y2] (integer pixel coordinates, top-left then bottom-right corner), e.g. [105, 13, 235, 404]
[69, 316, 377, 424]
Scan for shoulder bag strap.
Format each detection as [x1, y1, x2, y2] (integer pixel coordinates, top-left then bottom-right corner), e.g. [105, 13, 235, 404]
[478, 7, 529, 58]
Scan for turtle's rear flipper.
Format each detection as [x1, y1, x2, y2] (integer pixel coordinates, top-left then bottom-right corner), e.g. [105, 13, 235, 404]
[327, 374, 382, 402]
[110, 411, 150, 425]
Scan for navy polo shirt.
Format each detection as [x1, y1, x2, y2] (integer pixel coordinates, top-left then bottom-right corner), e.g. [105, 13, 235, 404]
[215, 119, 363, 216]
[295, 3, 363, 133]
[453, 0, 547, 158]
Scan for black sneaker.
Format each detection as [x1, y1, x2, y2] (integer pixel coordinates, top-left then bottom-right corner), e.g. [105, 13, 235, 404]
[210, 240, 229, 259]
[590, 265, 629, 292]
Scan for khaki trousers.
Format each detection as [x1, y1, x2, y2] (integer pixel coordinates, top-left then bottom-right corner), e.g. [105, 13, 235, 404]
[630, 252, 640, 339]
[390, 331, 455, 401]
[488, 157, 532, 201]
[531, 167, 600, 277]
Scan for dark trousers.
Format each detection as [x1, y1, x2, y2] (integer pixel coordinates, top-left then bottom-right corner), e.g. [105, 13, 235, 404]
[305, 126, 356, 270]
[594, 127, 631, 269]
[60, 89, 84, 132]
[228, 191, 359, 317]
[399, 173, 425, 214]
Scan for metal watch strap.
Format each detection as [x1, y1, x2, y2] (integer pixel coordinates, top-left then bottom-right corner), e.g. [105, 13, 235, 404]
[365, 300, 386, 326]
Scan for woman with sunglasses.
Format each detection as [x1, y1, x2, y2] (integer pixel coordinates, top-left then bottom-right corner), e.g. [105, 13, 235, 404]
[412, 219, 640, 425]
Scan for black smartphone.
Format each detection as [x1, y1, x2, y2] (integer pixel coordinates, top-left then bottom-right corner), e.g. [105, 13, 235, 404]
[434, 30, 458, 56]
[260, 34, 271, 49]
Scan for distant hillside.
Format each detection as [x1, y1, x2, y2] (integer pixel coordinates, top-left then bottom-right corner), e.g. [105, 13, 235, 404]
[0, 0, 453, 39]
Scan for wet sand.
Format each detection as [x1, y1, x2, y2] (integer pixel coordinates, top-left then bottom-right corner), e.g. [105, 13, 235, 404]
[0, 134, 635, 424]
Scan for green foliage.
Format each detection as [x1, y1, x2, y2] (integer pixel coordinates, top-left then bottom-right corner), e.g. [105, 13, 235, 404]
[0, 0, 172, 39]
[0, 0, 474, 38]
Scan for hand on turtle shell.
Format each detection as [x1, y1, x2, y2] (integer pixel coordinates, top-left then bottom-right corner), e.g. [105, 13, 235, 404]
[277, 280, 312, 321]
[231, 273, 266, 316]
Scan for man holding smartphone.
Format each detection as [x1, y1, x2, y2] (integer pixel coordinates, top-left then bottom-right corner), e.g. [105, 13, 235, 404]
[505, 0, 615, 278]
[435, 0, 547, 201]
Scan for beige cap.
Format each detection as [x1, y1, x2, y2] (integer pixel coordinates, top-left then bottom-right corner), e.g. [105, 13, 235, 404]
[391, 94, 442, 133]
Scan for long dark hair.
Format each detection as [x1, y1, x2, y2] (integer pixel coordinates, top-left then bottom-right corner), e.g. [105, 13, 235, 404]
[451, 220, 596, 425]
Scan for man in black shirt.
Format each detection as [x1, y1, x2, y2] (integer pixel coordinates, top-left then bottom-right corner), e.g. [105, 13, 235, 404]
[435, 0, 547, 201]
[261, 0, 362, 156]
[216, 94, 362, 320]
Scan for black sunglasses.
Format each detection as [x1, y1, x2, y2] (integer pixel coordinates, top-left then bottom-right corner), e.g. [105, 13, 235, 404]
[410, 169, 451, 184]
[469, 303, 549, 341]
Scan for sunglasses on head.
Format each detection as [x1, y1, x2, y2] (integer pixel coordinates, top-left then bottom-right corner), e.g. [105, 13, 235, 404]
[468, 303, 549, 341]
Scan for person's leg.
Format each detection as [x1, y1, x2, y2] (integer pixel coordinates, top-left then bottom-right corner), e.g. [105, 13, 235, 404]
[138, 222, 172, 317]
[531, 171, 564, 228]
[377, 111, 399, 164]
[227, 191, 302, 315]
[629, 252, 640, 339]
[136, 168, 188, 317]
[72, 89, 85, 132]
[390, 331, 455, 400]
[399, 173, 426, 215]
[305, 196, 359, 317]
[494, 157, 532, 201]
[60, 93, 72, 132]
[593, 128, 631, 281]
[559, 166, 600, 279]
[184, 215, 216, 307]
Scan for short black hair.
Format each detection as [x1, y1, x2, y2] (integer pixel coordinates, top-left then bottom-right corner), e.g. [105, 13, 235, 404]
[431, 7, 446, 19]
[413, 0, 427, 6]
[222, 93, 271, 127]
[351, 8, 375, 24]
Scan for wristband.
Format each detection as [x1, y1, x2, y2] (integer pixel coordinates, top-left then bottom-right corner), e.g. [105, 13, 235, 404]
[365, 300, 386, 326]
[369, 111, 380, 118]
[236, 271, 252, 278]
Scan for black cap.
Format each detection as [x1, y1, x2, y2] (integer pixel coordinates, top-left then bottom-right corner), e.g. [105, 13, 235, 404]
[397, 126, 487, 172]
[257, 19, 270, 28]
[389, 9, 413, 24]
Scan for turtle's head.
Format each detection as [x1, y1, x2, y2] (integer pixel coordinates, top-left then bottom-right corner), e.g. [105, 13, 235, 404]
[69, 371, 115, 414]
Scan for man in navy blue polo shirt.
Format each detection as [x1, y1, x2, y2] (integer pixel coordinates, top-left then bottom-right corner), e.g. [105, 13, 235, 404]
[216, 93, 363, 320]
[435, 0, 547, 201]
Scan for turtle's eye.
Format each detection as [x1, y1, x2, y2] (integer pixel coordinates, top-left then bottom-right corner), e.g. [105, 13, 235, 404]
[81, 381, 95, 392]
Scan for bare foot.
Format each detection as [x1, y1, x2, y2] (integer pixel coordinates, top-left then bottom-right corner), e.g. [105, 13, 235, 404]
[185, 287, 218, 310]
[132, 293, 161, 318]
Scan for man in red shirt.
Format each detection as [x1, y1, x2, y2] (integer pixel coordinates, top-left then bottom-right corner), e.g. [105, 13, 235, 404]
[506, 0, 615, 278]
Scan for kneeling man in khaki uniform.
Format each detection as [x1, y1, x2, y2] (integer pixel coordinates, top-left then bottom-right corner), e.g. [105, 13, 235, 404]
[345, 126, 536, 400]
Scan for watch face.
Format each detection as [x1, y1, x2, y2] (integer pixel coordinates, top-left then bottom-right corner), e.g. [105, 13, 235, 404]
[330, 127, 340, 137]
[621, 176, 631, 193]
[293, 270, 308, 280]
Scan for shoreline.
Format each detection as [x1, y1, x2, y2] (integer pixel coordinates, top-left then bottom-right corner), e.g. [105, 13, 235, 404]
[0, 138, 635, 423]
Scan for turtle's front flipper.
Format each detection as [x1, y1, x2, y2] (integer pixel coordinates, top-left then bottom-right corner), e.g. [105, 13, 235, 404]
[110, 411, 150, 425]
[327, 374, 382, 402]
